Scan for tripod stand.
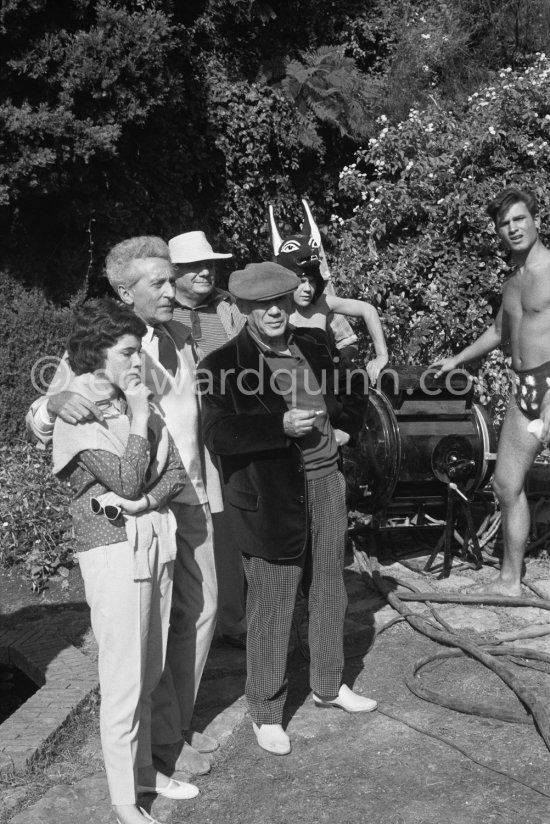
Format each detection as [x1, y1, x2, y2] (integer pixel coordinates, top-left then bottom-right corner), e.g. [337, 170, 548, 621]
[424, 482, 483, 578]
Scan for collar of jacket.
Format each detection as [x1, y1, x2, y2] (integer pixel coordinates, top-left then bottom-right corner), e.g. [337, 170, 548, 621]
[232, 325, 335, 409]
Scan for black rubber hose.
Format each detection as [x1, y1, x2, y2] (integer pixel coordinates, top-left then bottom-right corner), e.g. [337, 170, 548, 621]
[353, 549, 550, 752]
[406, 646, 550, 724]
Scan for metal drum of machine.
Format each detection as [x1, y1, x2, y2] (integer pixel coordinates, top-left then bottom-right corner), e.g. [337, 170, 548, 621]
[344, 365, 497, 520]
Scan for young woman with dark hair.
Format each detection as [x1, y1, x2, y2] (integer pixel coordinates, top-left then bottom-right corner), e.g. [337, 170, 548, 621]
[53, 298, 196, 824]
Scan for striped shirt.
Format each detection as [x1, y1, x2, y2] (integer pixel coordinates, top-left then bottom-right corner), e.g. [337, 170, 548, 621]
[251, 332, 339, 480]
[171, 288, 245, 359]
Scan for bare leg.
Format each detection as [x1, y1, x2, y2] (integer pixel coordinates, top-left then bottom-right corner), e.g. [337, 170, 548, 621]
[473, 402, 541, 596]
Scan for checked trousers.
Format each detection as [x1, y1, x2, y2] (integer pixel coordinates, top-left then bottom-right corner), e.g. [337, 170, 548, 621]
[242, 470, 348, 725]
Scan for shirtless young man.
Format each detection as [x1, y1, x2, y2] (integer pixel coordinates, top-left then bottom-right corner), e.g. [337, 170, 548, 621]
[433, 186, 550, 596]
[290, 271, 388, 385]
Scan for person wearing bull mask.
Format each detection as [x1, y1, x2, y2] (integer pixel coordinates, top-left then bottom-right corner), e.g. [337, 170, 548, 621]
[268, 199, 361, 364]
[198, 261, 378, 757]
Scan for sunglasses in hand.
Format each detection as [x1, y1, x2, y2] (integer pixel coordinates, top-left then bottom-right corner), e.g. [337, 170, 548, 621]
[90, 497, 123, 521]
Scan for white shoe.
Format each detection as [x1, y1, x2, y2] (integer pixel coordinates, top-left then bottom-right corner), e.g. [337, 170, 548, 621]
[115, 808, 164, 824]
[252, 722, 291, 755]
[312, 684, 378, 713]
[137, 777, 199, 800]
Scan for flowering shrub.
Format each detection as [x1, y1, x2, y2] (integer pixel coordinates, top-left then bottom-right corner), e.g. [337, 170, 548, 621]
[331, 55, 550, 426]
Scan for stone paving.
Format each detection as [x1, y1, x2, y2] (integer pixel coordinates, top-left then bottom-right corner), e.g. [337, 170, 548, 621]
[3, 551, 550, 823]
[0, 626, 97, 778]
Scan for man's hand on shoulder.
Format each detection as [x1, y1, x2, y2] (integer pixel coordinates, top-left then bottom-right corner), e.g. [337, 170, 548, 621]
[47, 391, 104, 425]
[283, 408, 322, 439]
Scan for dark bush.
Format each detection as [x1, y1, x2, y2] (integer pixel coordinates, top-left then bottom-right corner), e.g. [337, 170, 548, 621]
[0, 270, 75, 440]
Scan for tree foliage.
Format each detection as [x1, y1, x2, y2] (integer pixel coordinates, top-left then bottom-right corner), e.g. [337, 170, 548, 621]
[331, 55, 550, 420]
[1, 0, 547, 299]
[0, 0, 179, 290]
[281, 46, 382, 152]
[339, 0, 550, 120]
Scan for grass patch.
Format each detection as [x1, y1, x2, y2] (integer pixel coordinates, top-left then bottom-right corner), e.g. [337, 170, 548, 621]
[0, 689, 101, 824]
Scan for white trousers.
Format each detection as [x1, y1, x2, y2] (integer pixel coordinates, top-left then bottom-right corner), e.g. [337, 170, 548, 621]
[78, 539, 173, 805]
[151, 501, 218, 744]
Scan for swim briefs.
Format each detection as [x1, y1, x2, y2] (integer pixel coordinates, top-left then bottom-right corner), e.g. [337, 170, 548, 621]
[513, 361, 550, 421]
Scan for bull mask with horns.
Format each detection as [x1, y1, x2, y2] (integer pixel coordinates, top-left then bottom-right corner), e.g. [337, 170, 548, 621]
[268, 199, 330, 303]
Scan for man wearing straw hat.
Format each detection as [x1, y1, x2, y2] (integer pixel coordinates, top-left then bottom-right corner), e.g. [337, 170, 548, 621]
[167, 230, 248, 652]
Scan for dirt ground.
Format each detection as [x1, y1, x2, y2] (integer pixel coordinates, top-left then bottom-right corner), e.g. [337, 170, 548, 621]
[180, 642, 550, 824]
[171, 560, 550, 824]
[3, 551, 550, 824]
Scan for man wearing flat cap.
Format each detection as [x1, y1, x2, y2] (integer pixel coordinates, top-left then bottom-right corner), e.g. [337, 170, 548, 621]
[199, 261, 377, 756]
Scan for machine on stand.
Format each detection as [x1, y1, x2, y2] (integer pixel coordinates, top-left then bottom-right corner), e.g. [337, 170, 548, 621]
[343, 365, 498, 577]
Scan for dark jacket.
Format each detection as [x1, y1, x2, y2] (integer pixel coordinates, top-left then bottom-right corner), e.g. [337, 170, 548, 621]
[199, 326, 366, 561]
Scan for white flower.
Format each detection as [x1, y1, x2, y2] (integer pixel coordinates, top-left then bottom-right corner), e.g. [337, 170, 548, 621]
[421, 33, 431, 39]
[488, 126, 496, 135]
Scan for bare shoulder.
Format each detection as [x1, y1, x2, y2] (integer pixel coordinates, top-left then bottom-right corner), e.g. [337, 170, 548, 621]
[502, 268, 520, 292]
[535, 243, 550, 269]
[315, 294, 332, 315]
[520, 243, 550, 281]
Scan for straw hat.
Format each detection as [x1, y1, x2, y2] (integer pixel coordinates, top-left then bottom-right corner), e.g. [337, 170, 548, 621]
[169, 231, 232, 264]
